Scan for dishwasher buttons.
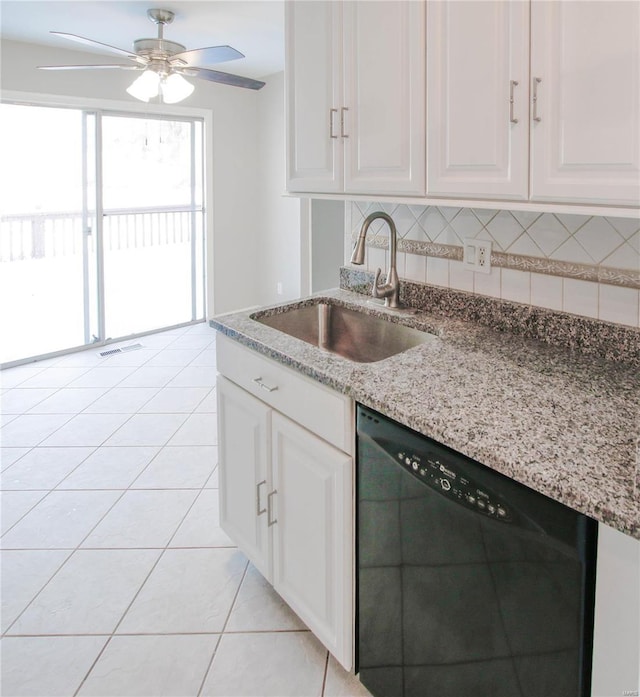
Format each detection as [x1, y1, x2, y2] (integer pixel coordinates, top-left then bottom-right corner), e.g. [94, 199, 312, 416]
[440, 478, 451, 491]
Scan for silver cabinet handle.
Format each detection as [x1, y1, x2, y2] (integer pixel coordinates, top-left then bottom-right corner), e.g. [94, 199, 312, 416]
[267, 489, 278, 526]
[532, 77, 542, 122]
[252, 377, 278, 393]
[509, 80, 519, 124]
[340, 107, 349, 138]
[329, 108, 338, 139]
[256, 480, 267, 516]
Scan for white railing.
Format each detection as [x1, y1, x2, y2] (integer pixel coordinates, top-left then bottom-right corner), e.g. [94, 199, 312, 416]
[0, 206, 201, 262]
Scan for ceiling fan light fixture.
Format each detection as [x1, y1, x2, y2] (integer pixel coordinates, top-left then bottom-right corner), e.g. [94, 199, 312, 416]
[42, 9, 266, 95]
[161, 72, 195, 104]
[126, 69, 160, 102]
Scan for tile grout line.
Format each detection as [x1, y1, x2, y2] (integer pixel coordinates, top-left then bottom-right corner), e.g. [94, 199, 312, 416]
[0, 490, 50, 539]
[196, 558, 250, 697]
[0, 549, 75, 639]
[1, 327, 228, 696]
[2, 485, 130, 625]
[320, 649, 330, 697]
[123, 387, 216, 490]
[8, 628, 316, 638]
[73, 427, 220, 694]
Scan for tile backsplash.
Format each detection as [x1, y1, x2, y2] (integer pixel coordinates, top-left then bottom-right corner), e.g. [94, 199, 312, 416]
[346, 202, 640, 328]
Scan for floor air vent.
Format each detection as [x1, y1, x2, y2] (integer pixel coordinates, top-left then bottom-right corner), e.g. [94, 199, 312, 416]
[99, 343, 144, 358]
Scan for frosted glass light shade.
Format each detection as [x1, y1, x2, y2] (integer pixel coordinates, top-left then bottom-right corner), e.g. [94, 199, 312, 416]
[161, 73, 195, 104]
[126, 70, 160, 102]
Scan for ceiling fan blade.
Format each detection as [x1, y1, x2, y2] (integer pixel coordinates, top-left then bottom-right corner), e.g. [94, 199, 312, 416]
[188, 67, 265, 90]
[170, 45, 245, 68]
[39, 64, 143, 71]
[50, 31, 147, 65]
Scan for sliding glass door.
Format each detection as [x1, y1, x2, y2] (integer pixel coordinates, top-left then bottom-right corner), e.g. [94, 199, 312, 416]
[0, 105, 97, 364]
[101, 115, 204, 339]
[0, 103, 205, 366]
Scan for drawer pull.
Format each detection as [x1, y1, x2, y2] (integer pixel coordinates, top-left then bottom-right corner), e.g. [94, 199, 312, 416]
[256, 480, 267, 516]
[267, 489, 278, 526]
[253, 377, 278, 393]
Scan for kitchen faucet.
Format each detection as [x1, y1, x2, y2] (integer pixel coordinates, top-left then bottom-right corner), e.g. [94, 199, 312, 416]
[350, 211, 402, 309]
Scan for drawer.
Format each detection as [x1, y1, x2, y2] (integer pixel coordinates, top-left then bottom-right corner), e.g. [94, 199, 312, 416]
[216, 334, 354, 455]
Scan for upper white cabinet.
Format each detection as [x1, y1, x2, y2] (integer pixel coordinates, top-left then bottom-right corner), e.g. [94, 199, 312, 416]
[530, 1, 640, 206]
[426, 1, 530, 200]
[342, 1, 426, 194]
[285, 1, 342, 192]
[427, 0, 640, 206]
[287, 0, 639, 208]
[286, 0, 425, 196]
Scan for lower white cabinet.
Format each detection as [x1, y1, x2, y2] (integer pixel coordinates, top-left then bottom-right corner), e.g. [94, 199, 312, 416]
[216, 338, 354, 670]
[270, 410, 352, 664]
[217, 375, 271, 579]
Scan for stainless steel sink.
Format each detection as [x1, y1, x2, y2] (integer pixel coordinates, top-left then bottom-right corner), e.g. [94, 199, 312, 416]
[252, 301, 434, 363]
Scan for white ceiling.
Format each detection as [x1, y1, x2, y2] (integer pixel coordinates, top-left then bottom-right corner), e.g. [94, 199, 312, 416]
[0, 1, 285, 79]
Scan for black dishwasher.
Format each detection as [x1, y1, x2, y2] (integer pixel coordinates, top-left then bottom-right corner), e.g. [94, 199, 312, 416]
[356, 405, 598, 697]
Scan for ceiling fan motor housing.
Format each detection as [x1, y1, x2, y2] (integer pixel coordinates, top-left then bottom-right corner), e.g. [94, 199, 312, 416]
[133, 38, 186, 59]
[134, 9, 187, 73]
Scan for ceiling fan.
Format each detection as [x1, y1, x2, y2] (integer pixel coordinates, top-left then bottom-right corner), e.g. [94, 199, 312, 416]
[39, 8, 266, 103]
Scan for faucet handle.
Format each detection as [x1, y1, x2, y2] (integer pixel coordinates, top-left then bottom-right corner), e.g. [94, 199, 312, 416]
[373, 267, 383, 294]
[372, 268, 391, 299]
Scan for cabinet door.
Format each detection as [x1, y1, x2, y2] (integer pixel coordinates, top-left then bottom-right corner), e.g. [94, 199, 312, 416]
[285, 0, 343, 193]
[270, 412, 353, 670]
[530, 1, 640, 205]
[426, 1, 529, 200]
[343, 0, 425, 195]
[217, 376, 271, 579]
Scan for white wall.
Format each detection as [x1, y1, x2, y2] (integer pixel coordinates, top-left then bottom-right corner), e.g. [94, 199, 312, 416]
[255, 70, 301, 305]
[0, 38, 266, 317]
[311, 199, 344, 292]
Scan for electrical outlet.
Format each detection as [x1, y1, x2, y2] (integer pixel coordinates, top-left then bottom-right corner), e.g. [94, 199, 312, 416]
[462, 239, 492, 274]
[276, 282, 283, 295]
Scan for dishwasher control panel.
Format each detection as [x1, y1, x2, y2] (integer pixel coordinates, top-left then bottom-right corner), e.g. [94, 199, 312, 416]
[397, 450, 513, 522]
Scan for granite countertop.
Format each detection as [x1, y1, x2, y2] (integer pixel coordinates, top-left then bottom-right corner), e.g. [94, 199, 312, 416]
[211, 287, 640, 540]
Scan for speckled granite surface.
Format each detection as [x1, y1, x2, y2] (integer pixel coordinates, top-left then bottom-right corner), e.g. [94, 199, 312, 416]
[342, 267, 640, 366]
[211, 288, 640, 540]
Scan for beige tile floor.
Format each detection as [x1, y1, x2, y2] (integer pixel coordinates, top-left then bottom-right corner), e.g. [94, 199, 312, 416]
[0, 323, 371, 697]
